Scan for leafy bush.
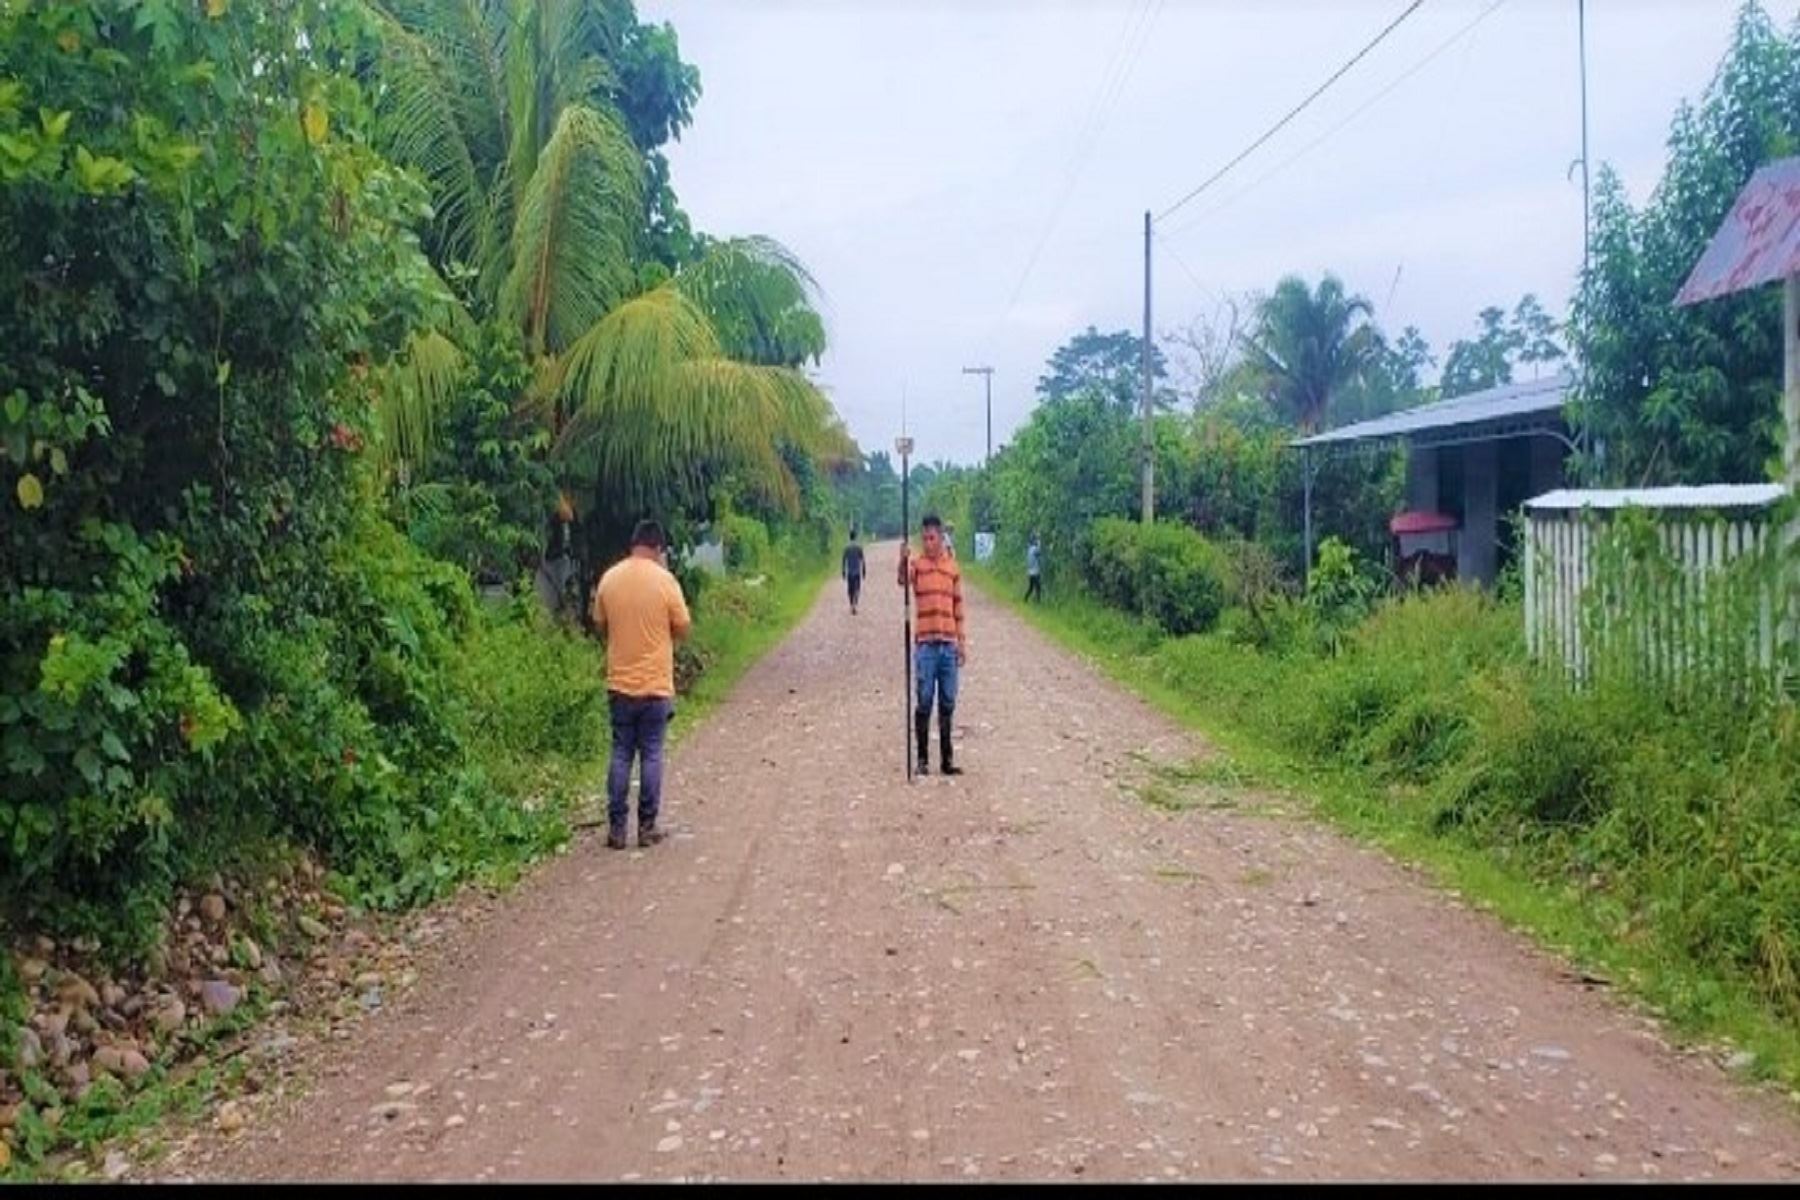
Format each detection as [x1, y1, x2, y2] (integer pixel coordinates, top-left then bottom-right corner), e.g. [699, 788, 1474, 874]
[0, 0, 546, 953]
[1431, 668, 1625, 833]
[456, 608, 608, 766]
[1082, 518, 1230, 636]
[1215, 537, 1311, 653]
[1304, 536, 1381, 654]
[398, 327, 555, 586]
[720, 512, 772, 574]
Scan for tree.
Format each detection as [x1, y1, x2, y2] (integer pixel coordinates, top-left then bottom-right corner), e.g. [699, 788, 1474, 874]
[831, 450, 903, 538]
[1170, 395, 1402, 579]
[1439, 295, 1564, 399]
[1573, 2, 1796, 485]
[364, 0, 846, 552]
[1036, 326, 1169, 410]
[1388, 327, 1436, 393]
[1512, 295, 1566, 377]
[0, 0, 473, 942]
[1167, 296, 1251, 406]
[1440, 306, 1522, 398]
[1240, 275, 1385, 433]
[607, 12, 703, 269]
[1335, 324, 1436, 424]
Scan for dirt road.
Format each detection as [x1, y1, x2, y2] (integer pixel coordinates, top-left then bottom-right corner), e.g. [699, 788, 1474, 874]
[177, 548, 1800, 1181]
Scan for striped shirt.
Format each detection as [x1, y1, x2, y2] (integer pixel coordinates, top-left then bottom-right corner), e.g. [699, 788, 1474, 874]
[904, 550, 965, 644]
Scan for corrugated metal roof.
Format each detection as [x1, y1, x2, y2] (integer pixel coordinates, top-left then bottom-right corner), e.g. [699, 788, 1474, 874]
[1525, 483, 1788, 512]
[1290, 371, 1572, 449]
[1675, 157, 1800, 306]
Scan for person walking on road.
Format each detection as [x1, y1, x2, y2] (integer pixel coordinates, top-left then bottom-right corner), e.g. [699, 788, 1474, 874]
[1025, 534, 1044, 603]
[842, 528, 867, 615]
[898, 513, 967, 776]
[591, 520, 692, 850]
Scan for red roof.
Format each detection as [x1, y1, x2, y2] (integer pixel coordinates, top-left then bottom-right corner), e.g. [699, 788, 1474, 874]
[1676, 157, 1800, 306]
[1389, 510, 1459, 535]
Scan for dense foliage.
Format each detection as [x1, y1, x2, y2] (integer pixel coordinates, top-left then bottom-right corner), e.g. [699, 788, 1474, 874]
[0, 0, 847, 964]
[1574, 2, 1800, 485]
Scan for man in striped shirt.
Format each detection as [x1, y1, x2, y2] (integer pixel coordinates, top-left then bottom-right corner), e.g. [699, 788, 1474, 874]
[897, 513, 968, 776]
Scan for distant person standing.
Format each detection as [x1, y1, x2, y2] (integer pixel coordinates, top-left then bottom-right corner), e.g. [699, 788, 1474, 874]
[842, 528, 867, 615]
[591, 520, 692, 850]
[943, 523, 957, 558]
[898, 514, 967, 776]
[1025, 534, 1044, 603]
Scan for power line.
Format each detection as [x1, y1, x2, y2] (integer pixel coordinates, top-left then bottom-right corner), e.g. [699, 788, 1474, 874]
[1153, 0, 1425, 225]
[975, 2, 1144, 348]
[1162, 237, 1225, 309]
[995, 1, 1158, 314]
[982, 0, 1163, 349]
[1161, 0, 1506, 242]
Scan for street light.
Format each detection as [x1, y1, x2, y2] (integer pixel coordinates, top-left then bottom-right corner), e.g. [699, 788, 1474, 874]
[961, 366, 993, 467]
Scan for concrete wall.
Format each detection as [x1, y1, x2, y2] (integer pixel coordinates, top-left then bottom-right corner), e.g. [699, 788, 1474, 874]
[1405, 445, 1441, 512]
[1529, 434, 1565, 498]
[1458, 440, 1500, 586]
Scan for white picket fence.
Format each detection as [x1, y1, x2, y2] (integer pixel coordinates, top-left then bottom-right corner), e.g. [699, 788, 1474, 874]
[1523, 486, 1795, 691]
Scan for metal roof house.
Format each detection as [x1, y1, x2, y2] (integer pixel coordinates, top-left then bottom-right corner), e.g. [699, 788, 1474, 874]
[1291, 370, 1577, 587]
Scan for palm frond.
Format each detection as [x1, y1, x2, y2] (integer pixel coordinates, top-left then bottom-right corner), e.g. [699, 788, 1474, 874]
[677, 236, 828, 367]
[499, 103, 644, 357]
[552, 283, 721, 441]
[373, 329, 466, 471]
[550, 284, 838, 513]
[543, 0, 618, 118]
[364, 1, 504, 278]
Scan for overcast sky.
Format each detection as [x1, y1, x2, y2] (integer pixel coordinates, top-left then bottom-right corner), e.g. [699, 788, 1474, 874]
[640, 0, 1784, 467]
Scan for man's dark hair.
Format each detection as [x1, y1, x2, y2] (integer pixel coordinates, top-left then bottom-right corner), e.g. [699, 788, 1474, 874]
[921, 513, 943, 531]
[630, 519, 666, 550]
[849, 527, 859, 541]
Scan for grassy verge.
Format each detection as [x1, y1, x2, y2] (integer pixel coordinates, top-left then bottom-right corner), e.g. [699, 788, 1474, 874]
[970, 561, 1800, 1103]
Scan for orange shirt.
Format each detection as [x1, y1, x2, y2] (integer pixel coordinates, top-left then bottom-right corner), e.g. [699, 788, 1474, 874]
[905, 550, 964, 644]
[592, 555, 692, 698]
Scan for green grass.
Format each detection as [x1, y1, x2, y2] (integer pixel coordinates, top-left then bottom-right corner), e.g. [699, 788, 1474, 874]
[971, 561, 1800, 1102]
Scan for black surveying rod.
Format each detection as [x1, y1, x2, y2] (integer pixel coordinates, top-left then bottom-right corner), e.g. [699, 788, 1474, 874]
[897, 435, 914, 782]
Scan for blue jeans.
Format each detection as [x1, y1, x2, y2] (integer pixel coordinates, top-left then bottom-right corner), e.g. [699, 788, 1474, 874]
[914, 641, 959, 718]
[608, 693, 673, 830]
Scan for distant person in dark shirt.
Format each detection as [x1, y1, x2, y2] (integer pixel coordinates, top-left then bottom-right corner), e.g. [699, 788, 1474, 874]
[842, 529, 867, 615]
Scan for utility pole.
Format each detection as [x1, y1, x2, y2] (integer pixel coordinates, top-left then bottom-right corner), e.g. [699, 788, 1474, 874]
[1578, 0, 1590, 285]
[1141, 210, 1155, 524]
[1575, 0, 1592, 465]
[962, 366, 994, 468]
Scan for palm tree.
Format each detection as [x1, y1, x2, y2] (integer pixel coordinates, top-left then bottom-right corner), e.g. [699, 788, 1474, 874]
[1240, 275, 1384, 434]
[362, 0, 848, 516]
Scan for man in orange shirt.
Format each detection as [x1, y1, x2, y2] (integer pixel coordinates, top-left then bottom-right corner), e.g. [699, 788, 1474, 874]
[897, 513, 967, 776]
[591, 520, 692, 849]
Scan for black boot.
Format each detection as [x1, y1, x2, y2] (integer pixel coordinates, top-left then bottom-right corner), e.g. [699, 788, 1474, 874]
[915, 711, 932, 777]
[939, 706, 963, 776]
